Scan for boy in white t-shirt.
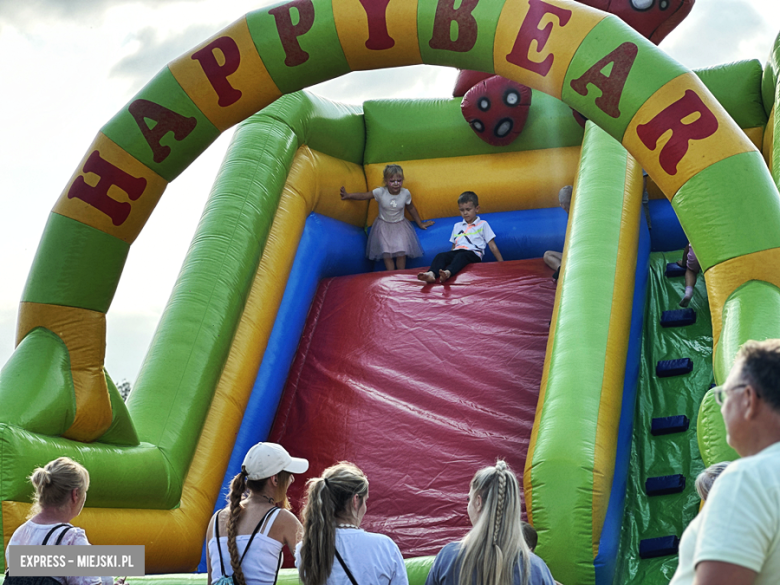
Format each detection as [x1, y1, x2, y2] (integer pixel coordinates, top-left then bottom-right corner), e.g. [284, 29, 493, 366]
[417, 191, 503, 284]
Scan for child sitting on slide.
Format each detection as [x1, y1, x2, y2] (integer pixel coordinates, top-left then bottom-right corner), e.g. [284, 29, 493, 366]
[417, 191, 503, 283]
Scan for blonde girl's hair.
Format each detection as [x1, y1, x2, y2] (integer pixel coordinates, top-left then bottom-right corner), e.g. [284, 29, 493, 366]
[298, 462, 369, 585]
[458, 460, 530, 585]
[695, 462, 730, 501]
[382, 164, 404, 184]
[224, 470, 292, 585]
[29, 457, 90, 516]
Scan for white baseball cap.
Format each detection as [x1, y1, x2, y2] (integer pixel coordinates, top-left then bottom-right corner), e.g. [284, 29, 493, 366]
[242, 443, 309, 480]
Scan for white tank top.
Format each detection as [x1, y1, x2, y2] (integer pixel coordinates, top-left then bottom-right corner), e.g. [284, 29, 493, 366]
[208, 508, 284, 585]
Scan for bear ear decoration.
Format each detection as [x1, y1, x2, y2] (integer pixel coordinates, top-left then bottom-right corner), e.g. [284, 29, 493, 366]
[461, 76, 532, 147]
[452, 69, 493, 98]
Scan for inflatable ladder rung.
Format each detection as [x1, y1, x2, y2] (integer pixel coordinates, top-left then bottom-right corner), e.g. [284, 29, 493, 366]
[665, 262, 686, 277]
[645, 474, 686, 496]
[639, 535, 680, 559]
[656, 358, 693, 377]
[660, 309, 696, 328]
[651, 415, 690, 436]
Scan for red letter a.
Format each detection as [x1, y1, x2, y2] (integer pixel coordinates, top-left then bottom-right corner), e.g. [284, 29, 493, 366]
[128, 99, 198, 164]
[569, 43, 638, 119]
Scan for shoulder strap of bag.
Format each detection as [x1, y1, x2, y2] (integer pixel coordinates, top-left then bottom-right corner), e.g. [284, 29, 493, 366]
[272, 551, 283, 585]
[334, 548, 359, 585]
[41, 524, 72, 546]
[214, 511, 227, 577]
[238, 506, 276, 566]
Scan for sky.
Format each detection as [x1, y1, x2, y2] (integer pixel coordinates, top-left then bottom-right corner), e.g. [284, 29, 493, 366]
[1, 0, 779, 386]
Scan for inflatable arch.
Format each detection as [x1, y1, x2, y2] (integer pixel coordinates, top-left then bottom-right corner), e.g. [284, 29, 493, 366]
[3, 0, 780, 584]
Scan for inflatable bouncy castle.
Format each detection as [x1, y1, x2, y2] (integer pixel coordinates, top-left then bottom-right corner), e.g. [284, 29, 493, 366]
[2, 2, 780, 585]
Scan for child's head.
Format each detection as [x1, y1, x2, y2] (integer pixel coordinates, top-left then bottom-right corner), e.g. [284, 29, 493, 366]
[383, 164, 404, 194]
[695, 461, 729, 501]
[458, 191, 480, 224]
[458, 191, 479, 207]
[383, 164, 404, 184]
[521, 520, 538, 552]
[559, 185, 573, 213]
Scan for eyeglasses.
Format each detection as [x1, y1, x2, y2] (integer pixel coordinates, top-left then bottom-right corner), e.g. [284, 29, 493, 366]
[713, 383, 748, 406]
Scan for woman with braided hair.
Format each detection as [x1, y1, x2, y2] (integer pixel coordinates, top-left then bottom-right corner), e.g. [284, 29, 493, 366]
[295, 462, 407, 585]
[206, 443, 308, 585]
[425, 460, 555, 585]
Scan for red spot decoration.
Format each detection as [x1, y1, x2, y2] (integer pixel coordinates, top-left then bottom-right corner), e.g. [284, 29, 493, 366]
[461, 75, 532, 146]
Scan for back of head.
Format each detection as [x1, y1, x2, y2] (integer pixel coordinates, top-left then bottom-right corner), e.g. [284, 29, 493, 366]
[695, 461, 730, 501]
[521, 521, 538, 552]
[458, 191, 479, 207]
[29, 457, 89, 514]
[558, 185, 573, 206]
[225, 442, 308, 585]
[298, 462, 369, 585]
[736, 339, 780, 413]
[459, 460, 530, 585]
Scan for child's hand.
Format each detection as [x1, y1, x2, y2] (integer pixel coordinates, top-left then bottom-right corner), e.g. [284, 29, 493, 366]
[419, 220, 435, 229]
[340, 186, 348, 200]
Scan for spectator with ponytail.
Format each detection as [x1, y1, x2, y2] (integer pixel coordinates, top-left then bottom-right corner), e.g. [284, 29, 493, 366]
[4, 457, 122, 585]
[296, 462, 407, 585]
[206, 443, 308, 585]
[425, 460, 555, 585]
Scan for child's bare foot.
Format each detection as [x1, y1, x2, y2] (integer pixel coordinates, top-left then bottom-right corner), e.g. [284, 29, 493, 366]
[438, 269, 452, 283]
[679, 285, 694, 307]
[417, 271, 436, 283]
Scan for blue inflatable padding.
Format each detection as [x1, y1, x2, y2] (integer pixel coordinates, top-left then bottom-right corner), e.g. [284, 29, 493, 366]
[656, 358, 694, 377]
[650, 415, 690, 436]
[648, 199, 687, 252]
[660, 308, 696, 328]
[198, 213, 371, 572]
[594, 213, 651, 585]
[639, 535, 679, 559]
[645, 474, 686, 496]
[371, 207, 568, 270]
[665, 262, 687, 277]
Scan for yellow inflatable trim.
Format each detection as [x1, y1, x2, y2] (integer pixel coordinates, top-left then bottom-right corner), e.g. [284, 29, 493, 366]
[591, 158, 642, 556]
[16, 302, 110, 442]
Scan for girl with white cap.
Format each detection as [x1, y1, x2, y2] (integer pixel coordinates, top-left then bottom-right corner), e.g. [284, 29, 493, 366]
[206, 442, 309, 585]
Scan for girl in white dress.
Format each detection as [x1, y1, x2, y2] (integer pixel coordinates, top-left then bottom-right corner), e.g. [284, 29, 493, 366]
[341, 164, 433, 270]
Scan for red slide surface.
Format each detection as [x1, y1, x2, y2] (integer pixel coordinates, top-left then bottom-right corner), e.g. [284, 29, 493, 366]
[270, 259, 555, 559]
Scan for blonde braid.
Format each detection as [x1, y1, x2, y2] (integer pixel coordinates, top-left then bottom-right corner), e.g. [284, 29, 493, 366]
[493, 461, 508, 546]
[226, 471, 248, 585]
